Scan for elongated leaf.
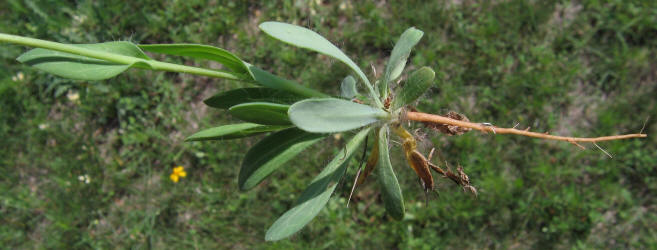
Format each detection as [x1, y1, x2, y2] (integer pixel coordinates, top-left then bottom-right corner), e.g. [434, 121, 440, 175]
[265, 128, 370, 241]
[356, 132, 379, 186]
[259, 22, 379, 103]
[288, 98, 389, 133]
[392, 67, 435, 109]
[185, 123, 290, 141]
[239, 128, 325, 190]
[248, 66, 328, 98]
[376, 126, 405, 219]
[204, 88, 303, 109]
[229, 102, 291, 125]
[340, 75, 359, 99]
[138, 44, 251, 78]
[17, 42, 151, 80]
[381, 27, 424, 97]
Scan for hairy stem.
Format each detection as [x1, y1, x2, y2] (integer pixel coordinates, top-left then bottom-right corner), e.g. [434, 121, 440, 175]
[406, 111, 647, 143]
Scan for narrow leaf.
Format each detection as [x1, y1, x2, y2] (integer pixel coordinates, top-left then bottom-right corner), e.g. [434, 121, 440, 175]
[17, 41, 151, 80]
[229, 102, 291, 125]
[381, 27, 423, 97]
[392, 67, 435, 109]
[288, 98, 388, 133]
[204, 88, 303, 109]
[265, 128, 370, 241]
[248, 66, 328, 98]
[138, 44, 251, 78]
[340, 75, 359, 99]
[259, 22, 380, 104]
[376, 126, 405, 219]
[239, 128, 325, 190]
[185, 123, 291, 141]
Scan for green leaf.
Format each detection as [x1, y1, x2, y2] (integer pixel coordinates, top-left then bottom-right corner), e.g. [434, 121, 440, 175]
[392, 67, 435, 109]
[135, 43, 330, 99]
[376, 126, 405, 219]
[340, 75, 359, 99]
[138, 43, 251, 78]
[17, 41, 151, 80]
[259, 22, 381, 106]
[228, 102, 291, 125]
[381, 27, 423, 97]
[204, 88, 303, 109]
[288, 98, 389, 133]
[239, 128, 325, 190]
[248, 66, 329, 98]
[265, 127, 370, 241]
[185, 123, 291, 141]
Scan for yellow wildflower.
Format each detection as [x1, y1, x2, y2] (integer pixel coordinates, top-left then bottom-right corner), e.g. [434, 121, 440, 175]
[170, 166, 187, 183]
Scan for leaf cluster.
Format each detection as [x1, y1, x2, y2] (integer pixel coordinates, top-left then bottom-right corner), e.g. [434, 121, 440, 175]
[3, 21, 436, 240]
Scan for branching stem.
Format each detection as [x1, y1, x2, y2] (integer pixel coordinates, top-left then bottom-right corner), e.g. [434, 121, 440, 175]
[405, 111, 647, 143]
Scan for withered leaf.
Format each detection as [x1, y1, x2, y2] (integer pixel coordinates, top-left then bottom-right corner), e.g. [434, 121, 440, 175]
[425, 111, 472, 136]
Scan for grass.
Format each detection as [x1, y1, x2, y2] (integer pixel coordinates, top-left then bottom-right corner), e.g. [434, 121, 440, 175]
[1, 0, 656, 248]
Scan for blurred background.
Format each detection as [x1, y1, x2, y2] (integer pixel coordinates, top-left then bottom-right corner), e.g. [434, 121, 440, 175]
[1, 0, 656, 248]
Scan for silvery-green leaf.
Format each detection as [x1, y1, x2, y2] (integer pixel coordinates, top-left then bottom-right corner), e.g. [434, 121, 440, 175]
[340, 75, 359, 99]
[139, 43, 251, 78]
[239, 128, 325, 190]
[228, 102, 291, 125]
[204, 88, 303, 109]
[381, 27, 424, 97]
[185, 123, 290, 141]
[376, 126, 405, 219]
[288, 98, 389, 133]
[17, 42, 151, 80]
[248, 66, 328, 98]
[392, 66, 435, 109]
[259, 22, 381, 106]
[265, 128, 370, 241]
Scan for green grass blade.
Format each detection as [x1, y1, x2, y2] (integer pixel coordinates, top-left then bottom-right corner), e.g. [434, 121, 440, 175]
[17, 41, 151, 80]
[381, 27, 423, 98]
[204, 87, 303, 109]
[185, 123, 291, 141]
[239, 128, 325, 190]
[258, 22, 382, 107]
[376, 126, 405, 219]
[265, 127, 370, 241]
[340, 75, 359, 99]
[392, 66, 435, 109]
[288, 98, 389, 133]
[228, 102, 291, 125]
[138, 44, 251, 79]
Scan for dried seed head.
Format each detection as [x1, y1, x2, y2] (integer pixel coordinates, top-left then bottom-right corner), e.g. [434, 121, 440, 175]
[383, 94, 392, 109]
[465, 185, 478, 197]
[457, 165, 470, 185]
[406, 150, 434, 192]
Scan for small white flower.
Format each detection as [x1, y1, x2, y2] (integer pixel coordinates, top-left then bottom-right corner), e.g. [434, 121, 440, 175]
[67, 91, 80, 102]
[72, 14, 87, 23]
[38, 123, 49, 130]
[78, 174, 91, 184]
[11, 72, 24, 81]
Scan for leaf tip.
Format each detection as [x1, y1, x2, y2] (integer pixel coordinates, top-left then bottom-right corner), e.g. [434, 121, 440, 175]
[264, 229, 286, 242]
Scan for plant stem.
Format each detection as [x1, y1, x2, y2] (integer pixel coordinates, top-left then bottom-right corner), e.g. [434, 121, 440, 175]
[405, 111, 647, 143]
[0, 33, 242, 80]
